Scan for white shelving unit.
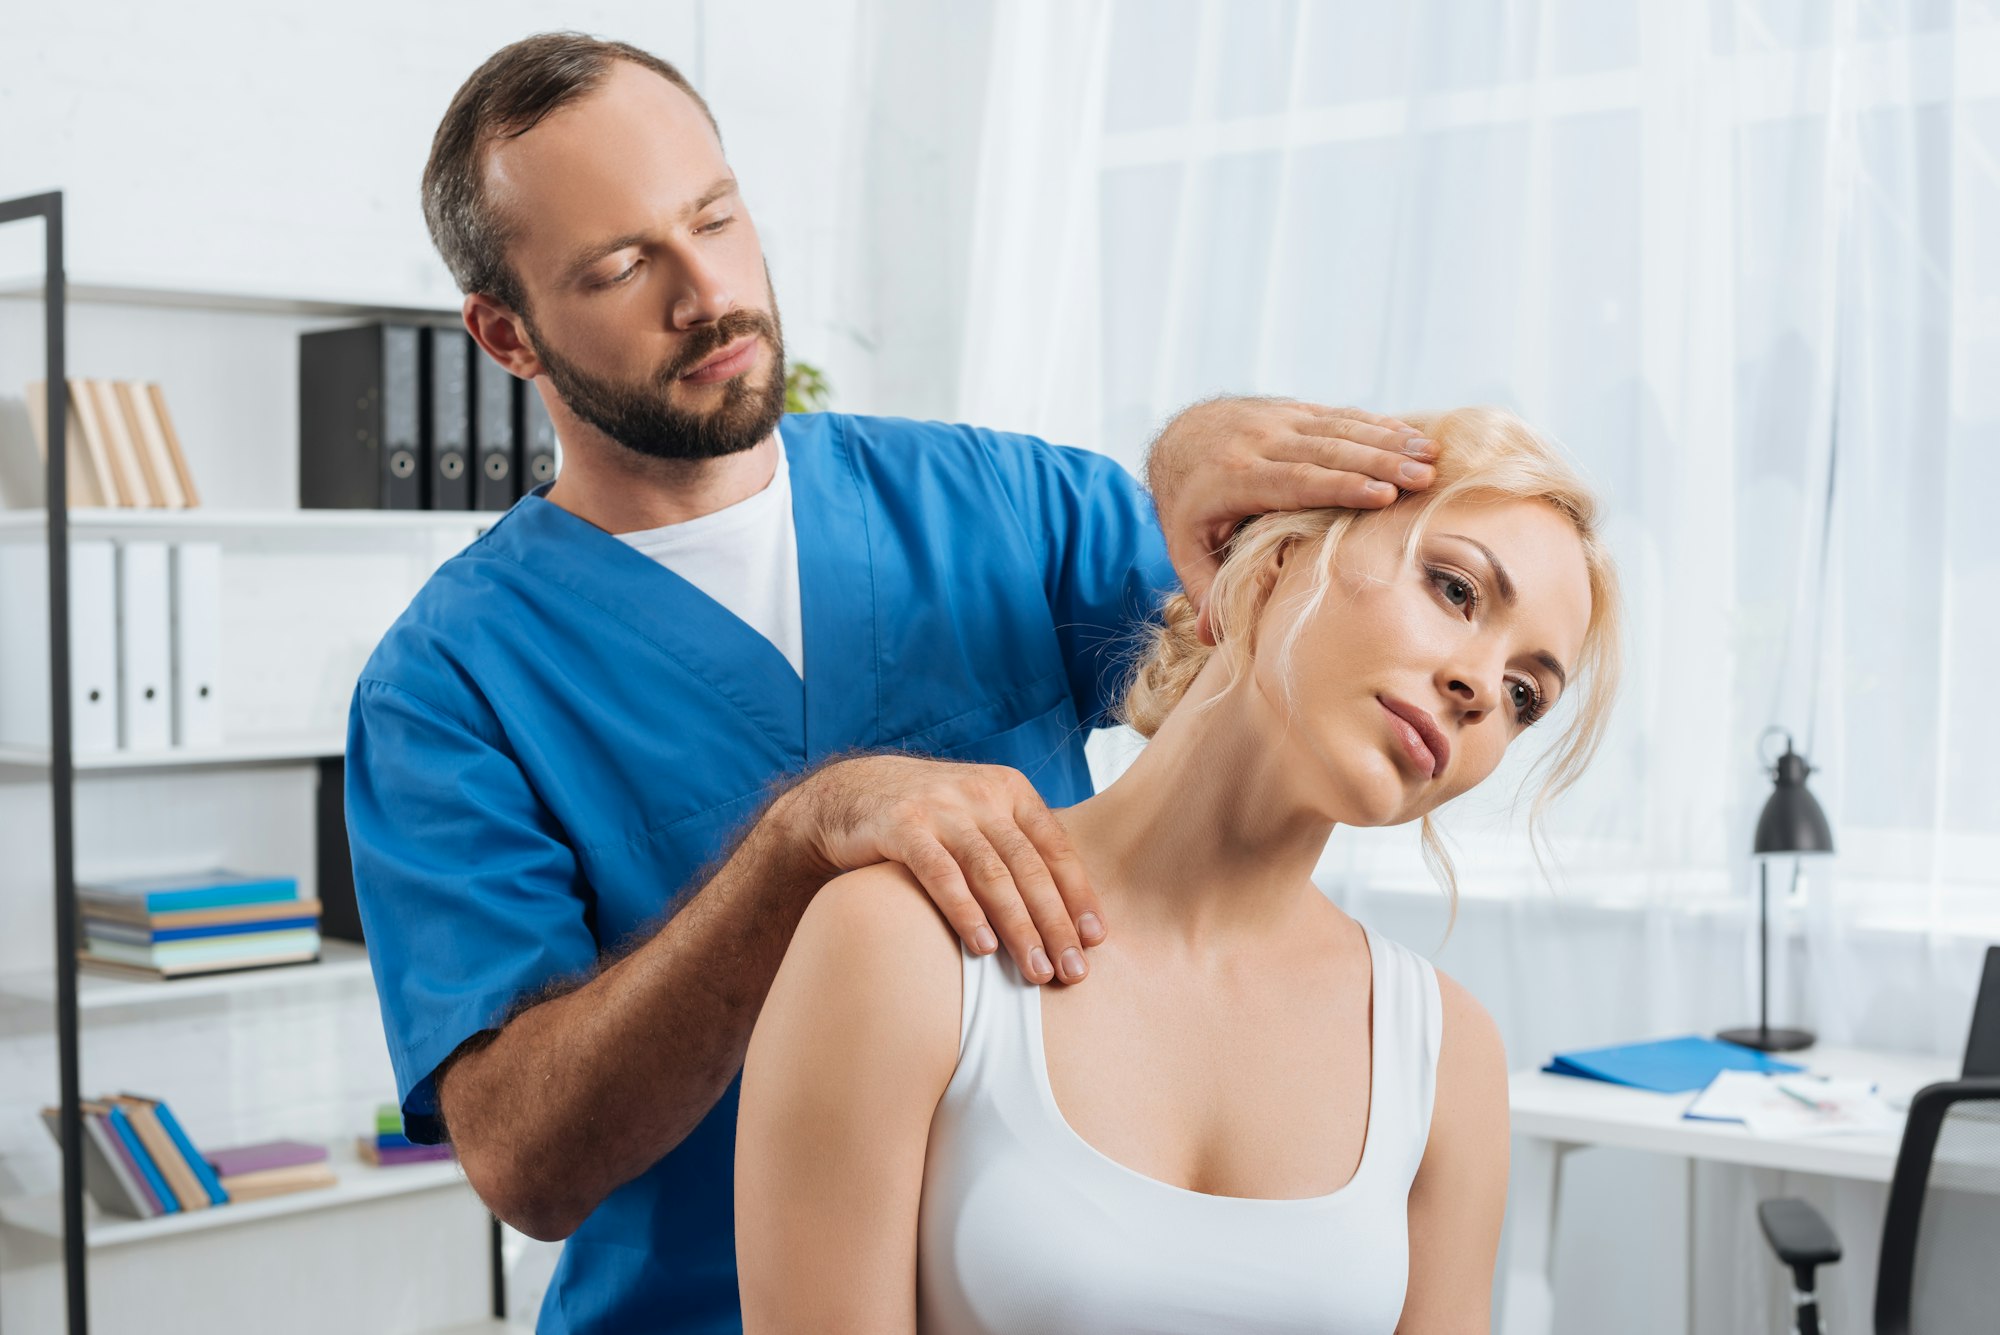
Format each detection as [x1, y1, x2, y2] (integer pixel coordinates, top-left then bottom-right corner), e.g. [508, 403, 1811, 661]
[0, 274, 466, 322]
[0, 1144, 470, 1251]
[0, 736, 346, 775]
[0, 940, 375, 1014]
[0, 246, 510, 1332]
[0, 507, 493, 536]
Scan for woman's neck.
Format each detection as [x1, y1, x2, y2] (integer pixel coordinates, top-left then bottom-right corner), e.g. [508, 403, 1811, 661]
[1061, 667, 1338, 948]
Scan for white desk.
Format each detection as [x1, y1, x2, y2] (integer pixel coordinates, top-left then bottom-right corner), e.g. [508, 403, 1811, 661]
[1499, 1045, 1961, 1335]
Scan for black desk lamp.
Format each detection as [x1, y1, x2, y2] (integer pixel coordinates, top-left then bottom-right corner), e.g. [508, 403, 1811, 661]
[1720, 730, 1834, 1053]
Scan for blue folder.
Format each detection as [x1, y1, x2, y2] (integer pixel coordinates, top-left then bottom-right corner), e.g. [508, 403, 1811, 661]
[1543, 1034, 1804, 1094]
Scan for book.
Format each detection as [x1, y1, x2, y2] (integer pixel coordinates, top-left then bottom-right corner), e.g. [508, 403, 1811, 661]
[204, 1139, 328, 1178]
[84, 927, 320, 966]
[82, 896, 325, 930]
[40, 1105, 156, 1218]
[77, 948, 321, 981]
[219, 1161, 337, 1202]
[81, 1102, 165, 1215]
[85, 914, 322, 946]
[108, 1096, 206, 1212]
[22, 380, 110, 506]
[146, 383, 200, 508]
[357, 1135, 454, 1167]
[79, 870, 300, 915]
[114, 381, 187, 508]
[101, 1100, 179, 1214]
[85, 378, 155, 506]
[64, 378, 129, 506]
[122, 1093, 229, 1206]
[375, 1103, 404, 1137]
[1543, 1035, 1804, 1095]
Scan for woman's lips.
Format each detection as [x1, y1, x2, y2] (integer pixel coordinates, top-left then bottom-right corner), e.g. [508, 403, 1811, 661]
[679, 336, 760, 385]
[1378, 696, 1448, 780]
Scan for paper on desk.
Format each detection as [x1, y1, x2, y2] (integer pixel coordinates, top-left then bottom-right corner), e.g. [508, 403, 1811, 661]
[1685, 1071, 1904, 1138]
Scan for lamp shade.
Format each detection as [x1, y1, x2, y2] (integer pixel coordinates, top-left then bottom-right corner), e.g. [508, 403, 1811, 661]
[1753, 743, 1834, 856]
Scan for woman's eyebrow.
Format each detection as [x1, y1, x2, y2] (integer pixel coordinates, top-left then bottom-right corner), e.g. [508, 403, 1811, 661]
[1439, 532, 1567, 691]
[1440, 533, 1516, 605]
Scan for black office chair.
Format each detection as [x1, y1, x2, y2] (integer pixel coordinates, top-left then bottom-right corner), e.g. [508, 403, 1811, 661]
[1758, 1076, 2000, 1334]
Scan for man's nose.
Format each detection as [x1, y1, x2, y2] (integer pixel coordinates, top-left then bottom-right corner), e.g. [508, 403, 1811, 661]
[669, 250, 733, 329]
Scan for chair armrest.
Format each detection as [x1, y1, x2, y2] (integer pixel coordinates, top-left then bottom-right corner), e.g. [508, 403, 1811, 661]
[1758, 1197, 1842, 1269]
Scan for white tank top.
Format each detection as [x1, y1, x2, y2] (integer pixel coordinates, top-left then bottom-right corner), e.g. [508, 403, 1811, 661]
[916, 920, 1443, 1334]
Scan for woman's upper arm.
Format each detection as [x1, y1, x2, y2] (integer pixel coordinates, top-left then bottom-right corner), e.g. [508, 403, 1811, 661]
[735, 862, 963, 1335]
[1398, 968, 1511, 1335]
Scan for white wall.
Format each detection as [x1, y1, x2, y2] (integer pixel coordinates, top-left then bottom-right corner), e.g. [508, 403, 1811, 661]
[0, 0, 993, 420]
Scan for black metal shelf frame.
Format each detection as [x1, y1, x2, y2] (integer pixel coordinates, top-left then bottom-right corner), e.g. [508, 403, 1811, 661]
[0, 189, 84, 1333]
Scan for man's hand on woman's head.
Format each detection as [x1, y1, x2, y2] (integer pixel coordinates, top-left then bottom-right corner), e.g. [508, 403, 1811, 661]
[1145, 398, 1438, 644]
[781, 753, 1102, 986]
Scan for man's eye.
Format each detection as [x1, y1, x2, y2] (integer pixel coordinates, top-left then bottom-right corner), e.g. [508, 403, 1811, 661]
[700, 215, 734, 234]
[599, 264, 639, 287]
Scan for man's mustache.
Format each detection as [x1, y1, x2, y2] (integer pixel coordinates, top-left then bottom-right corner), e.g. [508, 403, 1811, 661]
[664, 310, 780, 382]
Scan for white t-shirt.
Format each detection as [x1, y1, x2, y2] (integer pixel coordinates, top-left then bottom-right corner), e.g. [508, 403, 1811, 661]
[615, 432, 804, 679]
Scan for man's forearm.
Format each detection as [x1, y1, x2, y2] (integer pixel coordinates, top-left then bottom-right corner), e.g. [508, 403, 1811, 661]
[440, 784, 826, 1241]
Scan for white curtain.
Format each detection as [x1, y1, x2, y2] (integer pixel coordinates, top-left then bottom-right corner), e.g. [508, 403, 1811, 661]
[972, 2, 2000, 1331]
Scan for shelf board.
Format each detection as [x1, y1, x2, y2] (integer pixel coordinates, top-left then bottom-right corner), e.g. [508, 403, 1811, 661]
[0, 507, 497, 537]
[0, 1144, 469, 1249]
[0, 939, 374, 1013]
[0, 276, 461, 322]
[0, 734, 345, 775]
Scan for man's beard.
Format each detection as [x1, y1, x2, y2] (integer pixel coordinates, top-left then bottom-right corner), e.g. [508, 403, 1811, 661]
[524, 301, 788, 464]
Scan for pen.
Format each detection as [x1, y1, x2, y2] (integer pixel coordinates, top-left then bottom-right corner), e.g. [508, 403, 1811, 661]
[1776, 1080, 1833, 1112]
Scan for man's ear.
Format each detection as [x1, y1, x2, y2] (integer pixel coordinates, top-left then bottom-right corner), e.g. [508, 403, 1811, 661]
[465, 294, 539, 380]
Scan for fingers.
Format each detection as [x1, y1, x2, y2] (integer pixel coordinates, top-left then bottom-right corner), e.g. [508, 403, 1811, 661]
[937, 823, 1060, 983]
[983, 819, 1088, 984]
[1229, 458, 1406, 513]
[1295, 403, 1424, 438]
[1294, 437, 1436, 491]
[892, 831, 998, 956]
[1294, 413, 1434, 461]
[1013, 796, 1105, 948]
[851, 760, 1103, 986]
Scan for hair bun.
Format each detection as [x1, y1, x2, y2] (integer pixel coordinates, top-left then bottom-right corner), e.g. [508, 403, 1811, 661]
[1117, 591, 1211, 738]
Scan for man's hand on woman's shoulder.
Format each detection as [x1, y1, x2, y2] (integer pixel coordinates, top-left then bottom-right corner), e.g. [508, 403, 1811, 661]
[775, 752, 1103, 986]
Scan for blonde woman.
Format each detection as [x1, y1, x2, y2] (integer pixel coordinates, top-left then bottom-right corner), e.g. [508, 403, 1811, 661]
[735, 408, 1622, 1333]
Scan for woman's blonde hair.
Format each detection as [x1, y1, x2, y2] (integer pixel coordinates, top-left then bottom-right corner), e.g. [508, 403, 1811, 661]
[1119, 407, 1623, 928]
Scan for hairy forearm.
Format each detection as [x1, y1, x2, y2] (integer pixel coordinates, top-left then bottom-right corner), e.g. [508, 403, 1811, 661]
[440, 784, 826, 1240]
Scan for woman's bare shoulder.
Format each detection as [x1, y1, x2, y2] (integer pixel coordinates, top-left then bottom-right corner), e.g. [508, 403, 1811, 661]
[794, 862, 966, 984]
[750, 863, 965, 1090]
[1422, 965, 1510, 1157]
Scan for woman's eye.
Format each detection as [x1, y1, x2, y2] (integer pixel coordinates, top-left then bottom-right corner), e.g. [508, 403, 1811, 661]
[1510, 678, 1545, 723]
[1429, 568, 1476, 615]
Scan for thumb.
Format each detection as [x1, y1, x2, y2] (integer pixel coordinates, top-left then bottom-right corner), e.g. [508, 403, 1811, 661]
[1176, 556, 1219, 631]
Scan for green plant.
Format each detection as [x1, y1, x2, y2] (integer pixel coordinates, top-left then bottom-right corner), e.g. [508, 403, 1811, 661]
[784, 360, 832, 414]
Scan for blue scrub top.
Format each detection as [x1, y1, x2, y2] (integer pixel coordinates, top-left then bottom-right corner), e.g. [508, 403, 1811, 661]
[345, 412, 1173, 1333]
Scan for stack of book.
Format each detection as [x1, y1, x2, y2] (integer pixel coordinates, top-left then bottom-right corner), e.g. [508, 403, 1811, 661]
[22, 378, 201, 508]
[358, 1103, 454, 1167]
[79, 870, 321, 981]
[38, 1092, 230, 1219]
[204, 1139, 336, 1202]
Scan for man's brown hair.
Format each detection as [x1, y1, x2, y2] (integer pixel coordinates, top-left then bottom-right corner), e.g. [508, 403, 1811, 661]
[421, 32, 720, 316]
